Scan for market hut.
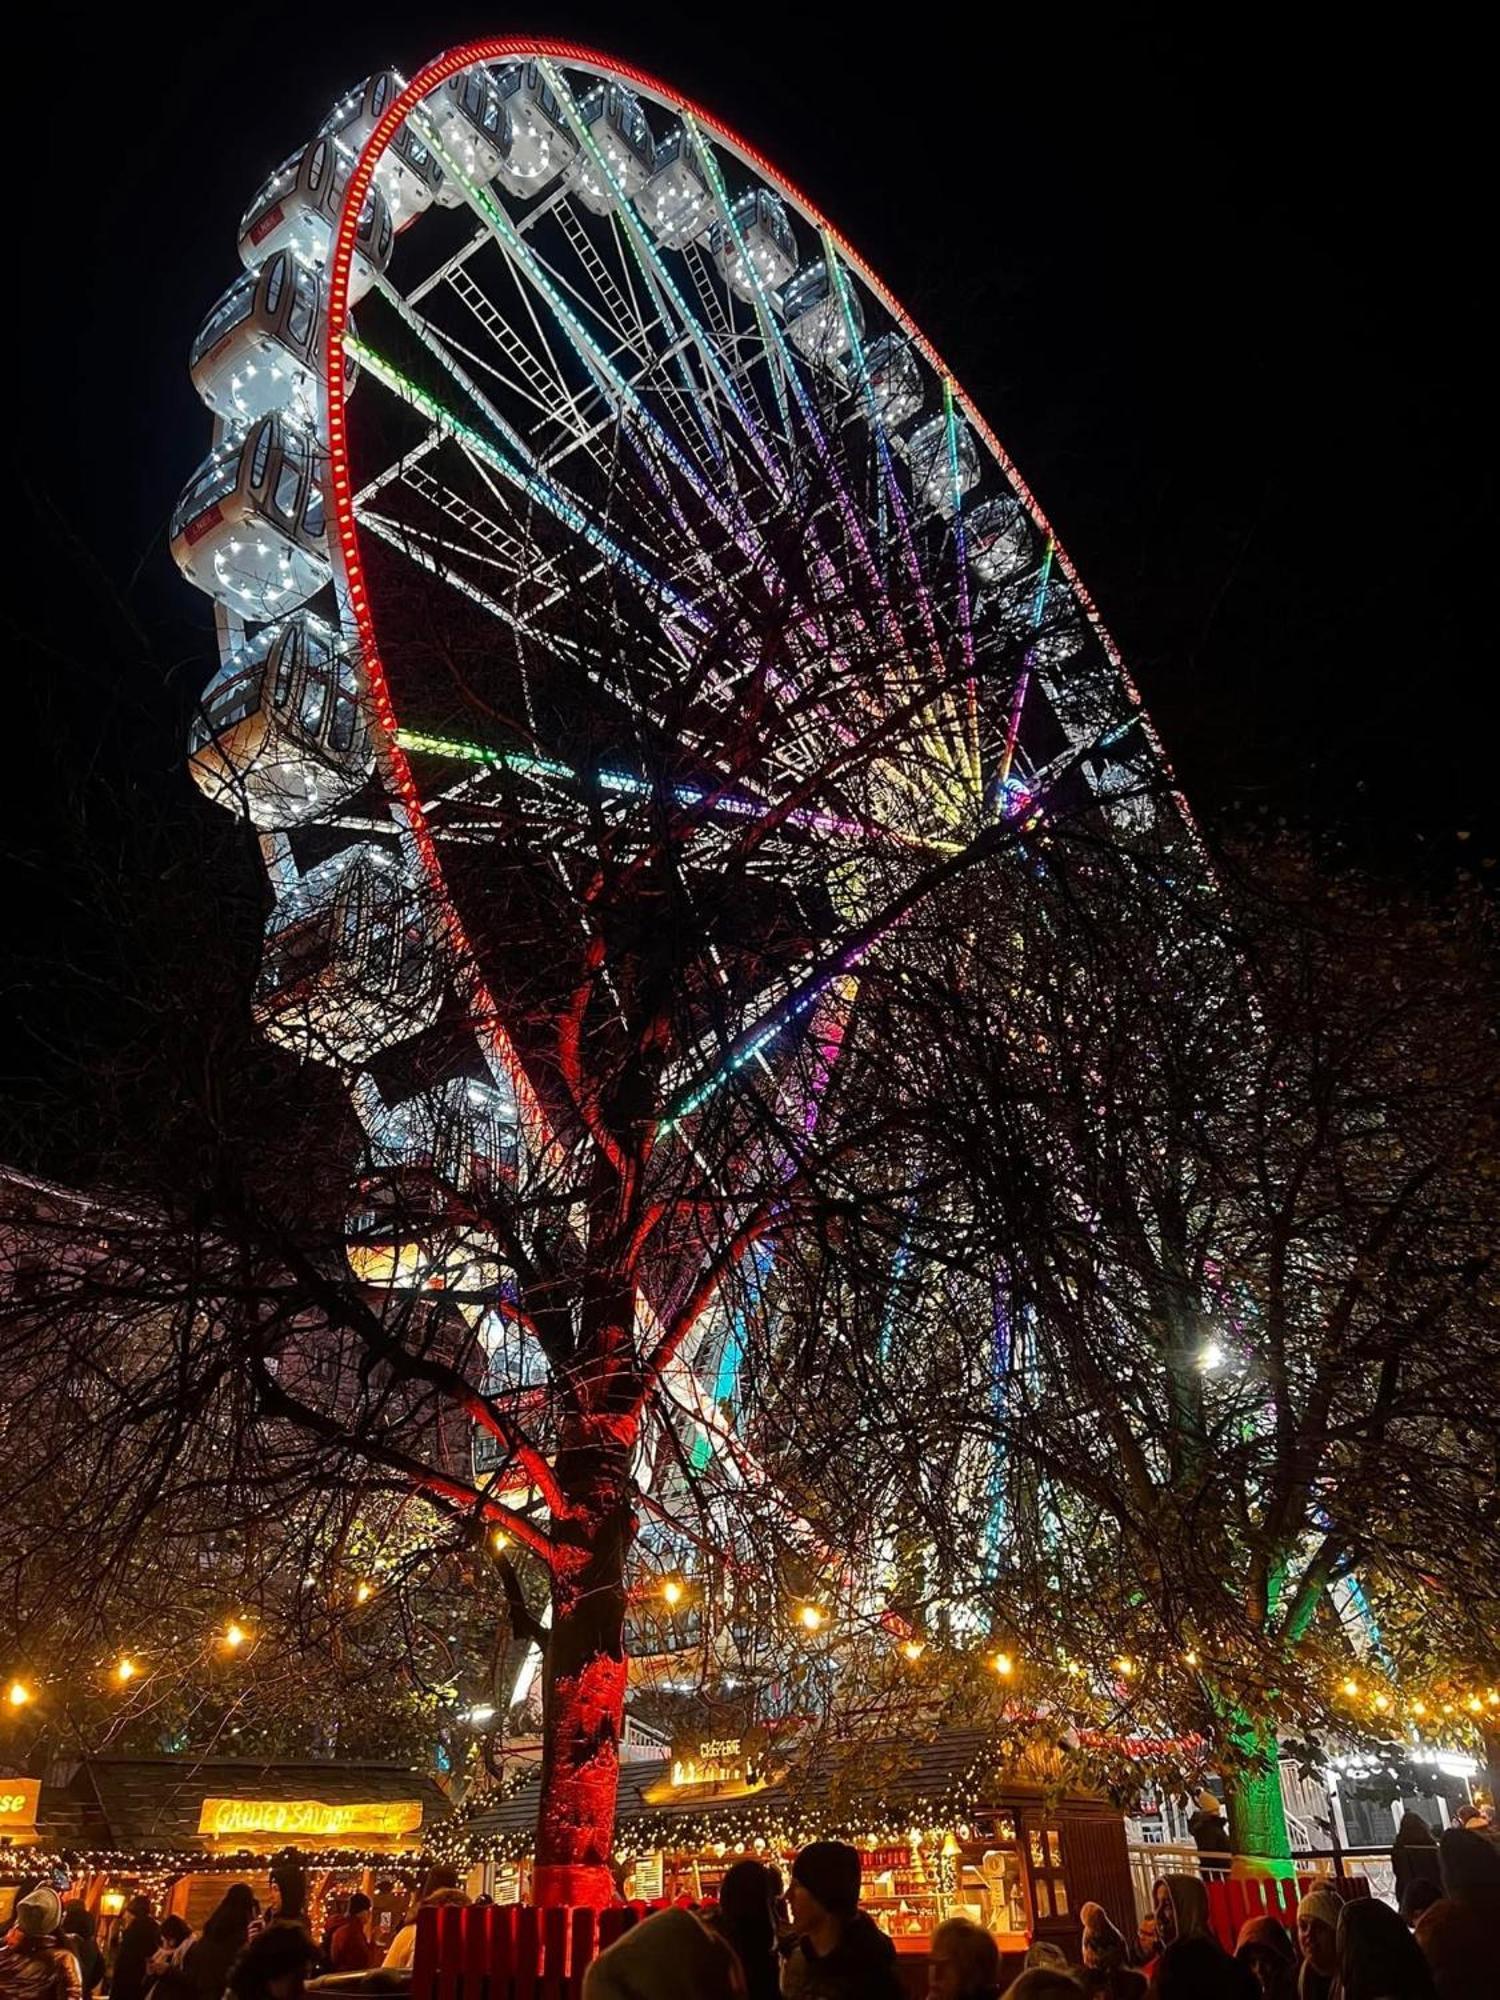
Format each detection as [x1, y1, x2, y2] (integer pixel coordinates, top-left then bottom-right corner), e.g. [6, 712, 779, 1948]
[1, 1756, 448, 1955]
[440, 1726, 1134, 1973]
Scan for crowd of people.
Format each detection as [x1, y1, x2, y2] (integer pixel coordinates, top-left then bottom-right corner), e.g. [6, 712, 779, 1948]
[1, 1810, 1496, 2000]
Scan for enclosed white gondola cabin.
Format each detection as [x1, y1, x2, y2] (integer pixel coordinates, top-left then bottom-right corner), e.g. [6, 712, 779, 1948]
[420, 66, 511, 201]
[492, 62, 577, 193]
[238, 140, 393, 303]
[190, 252, 328, 425]
[346, 1076, 519, 1293]
[902, 410, 979, 516]
[568, 82, 655, 213]
[638, 126, 714, 248]
[171, 415, 330, 619]
[319, 71, 444, 228]
[859, 332, 925, 428]
[254, 844, 443, 1067]
[1000, 573, 1085, 669]
[188, 612, 373, 828]
[781, 257, 862, 362]
[964, 495, 1033, 586]
[712, 189, 798, 301]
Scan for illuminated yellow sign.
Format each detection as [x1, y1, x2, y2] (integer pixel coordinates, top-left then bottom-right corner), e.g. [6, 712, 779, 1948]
[197, 1797, 422, 1842]
[643, 1731, 771, 1804]
[0, 1779, 40, 1830]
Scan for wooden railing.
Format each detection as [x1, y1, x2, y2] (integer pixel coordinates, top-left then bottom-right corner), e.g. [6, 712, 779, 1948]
[411, 1901, 640, 2000]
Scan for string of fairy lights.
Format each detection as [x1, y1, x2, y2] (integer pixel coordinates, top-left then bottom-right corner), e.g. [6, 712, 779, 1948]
[7, 1585, 1498, 1742]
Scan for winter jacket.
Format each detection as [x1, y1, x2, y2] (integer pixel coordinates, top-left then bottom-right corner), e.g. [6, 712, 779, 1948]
[778, 1912, 904, 2000]
[327, 1919, 376, 1973]
[0, 1937, 84, 2000]
[707, 1911, 779, 2000]
[1391, 1832, 1442, 1902]
[1187, 1809, 1231, 1865]
[109, 1917, 162, 2000]
[181, 1931, 245, 2000]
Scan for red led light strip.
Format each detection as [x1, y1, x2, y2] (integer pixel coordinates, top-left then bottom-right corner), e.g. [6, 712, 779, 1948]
[323, 39, 1201, 1147]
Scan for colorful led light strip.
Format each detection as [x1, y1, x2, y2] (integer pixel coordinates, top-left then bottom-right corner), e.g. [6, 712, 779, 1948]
[943, 376, 981, 797]
[998, 538, 1056, 795]
[344, 330, 702, 631]
[394, 725, 877, 841]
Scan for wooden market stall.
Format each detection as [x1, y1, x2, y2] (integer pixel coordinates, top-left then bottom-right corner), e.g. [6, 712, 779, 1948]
[1, 1756, 448, 1957]
[447, 1726, 1134, 1976]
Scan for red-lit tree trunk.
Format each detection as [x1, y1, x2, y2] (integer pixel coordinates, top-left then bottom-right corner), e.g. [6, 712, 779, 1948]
[530, 1271, 640, 1909]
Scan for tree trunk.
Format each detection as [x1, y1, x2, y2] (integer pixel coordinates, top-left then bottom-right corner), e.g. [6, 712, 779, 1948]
[531, 1402, 636, 1908]
[1223, 1713, 1295, 1877]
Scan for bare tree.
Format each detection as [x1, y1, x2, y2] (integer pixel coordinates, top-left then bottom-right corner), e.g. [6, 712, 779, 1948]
[742, 830, 1500, 1861]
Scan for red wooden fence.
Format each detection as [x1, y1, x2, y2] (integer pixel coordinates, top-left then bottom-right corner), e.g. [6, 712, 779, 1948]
[1203, 1871, 1372, 1951]
[412, 1902, 640, 2000]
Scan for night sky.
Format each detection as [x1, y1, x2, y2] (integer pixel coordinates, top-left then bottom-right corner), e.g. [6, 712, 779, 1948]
[3, 7, 1492, 1127]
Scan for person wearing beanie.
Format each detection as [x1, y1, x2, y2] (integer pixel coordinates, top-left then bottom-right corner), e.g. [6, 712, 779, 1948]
[0, 1891, 83, 2000]
[580, 1908, 740, 2000]
[1077, 1899, 1145, 1998]
[1188, 1792, 1232, 1880]
[1294, 1889, 1341, 2000]
[781, 1841, 903, 1999]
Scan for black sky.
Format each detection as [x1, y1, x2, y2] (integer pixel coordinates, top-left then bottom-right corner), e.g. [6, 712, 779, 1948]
[3, 5, 1494, 1121]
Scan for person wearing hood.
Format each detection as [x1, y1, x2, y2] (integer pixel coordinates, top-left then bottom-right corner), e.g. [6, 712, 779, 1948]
[779, 1841, 903, 2000]
[0, 1890, 83, 2000]
[1077, 1902, 1145, 1998]
[1143, 1876, 1210, 1979]
[57, 1909, 102, 2000]
[1334, 1900, 1437, 2000]
[1233, 1916, 1296, 2000]
[581, 1908, 741, 1999]
[1413, 1824, 1500, 2000]
[1294, 1889, 1340, 2000]
[1188, 1793, 1232, 1879]
[1391, 1813, 1441, 1907]
[108, 1899, 161, 2000]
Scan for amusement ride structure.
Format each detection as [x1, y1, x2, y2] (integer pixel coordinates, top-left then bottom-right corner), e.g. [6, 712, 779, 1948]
[171, 38, 1198, 1890]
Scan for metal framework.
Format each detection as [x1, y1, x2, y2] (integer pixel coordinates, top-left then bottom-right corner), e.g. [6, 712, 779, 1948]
[173, 38, 1198, 1680]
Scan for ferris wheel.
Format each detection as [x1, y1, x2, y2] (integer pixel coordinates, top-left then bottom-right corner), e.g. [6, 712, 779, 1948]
[172, 39, 1192, 1622]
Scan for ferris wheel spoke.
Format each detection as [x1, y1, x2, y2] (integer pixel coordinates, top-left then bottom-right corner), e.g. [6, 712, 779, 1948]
[682, 126, 976, 820]
[347, 329, 719, 659]
[535, 63, 796, 500]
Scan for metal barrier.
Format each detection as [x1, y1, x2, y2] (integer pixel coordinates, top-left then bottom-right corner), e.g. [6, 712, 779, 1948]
[1126, 1843, 1398, 1925]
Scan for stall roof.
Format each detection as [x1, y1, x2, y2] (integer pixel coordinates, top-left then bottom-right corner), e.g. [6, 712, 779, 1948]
[452, 1728, 1039, 1859]
[51, 1756, 450, 1852]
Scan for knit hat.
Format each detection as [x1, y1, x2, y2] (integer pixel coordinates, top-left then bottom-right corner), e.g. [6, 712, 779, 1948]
[15, 1889, 62, 1939]
[791, 1840, 862, 1918]
[1197, 1790, 1223, 1815]
[1297, 1888, 1342, 1931]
